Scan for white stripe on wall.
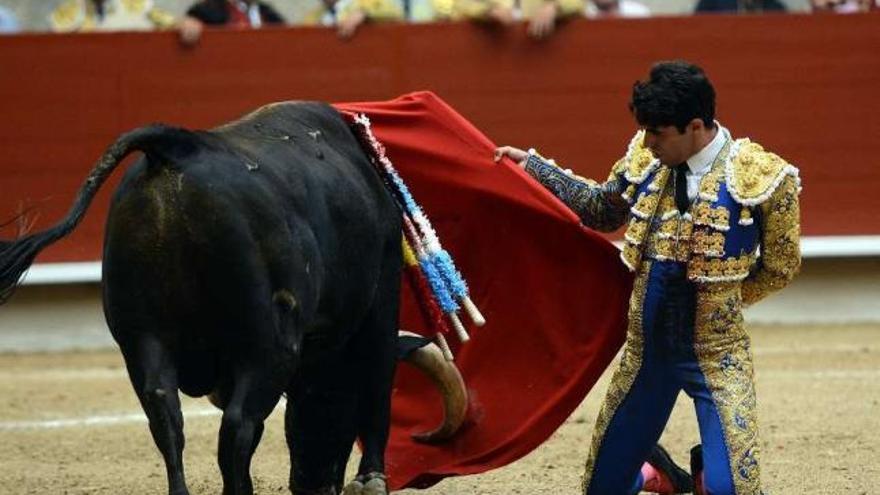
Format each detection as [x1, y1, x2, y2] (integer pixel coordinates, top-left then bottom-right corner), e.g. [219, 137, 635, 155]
[20, 235, 880, 285]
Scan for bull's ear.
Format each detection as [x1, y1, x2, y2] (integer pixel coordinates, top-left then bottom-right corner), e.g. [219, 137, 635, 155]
[397, 331, 468, 444]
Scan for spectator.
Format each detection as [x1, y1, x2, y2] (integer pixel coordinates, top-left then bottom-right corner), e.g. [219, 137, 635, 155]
[585, 0, 651, 18]
[179, 0, 285, 45]
[299, 0, 404, 38]
[811, 0, 875, 12]
[694, 0, 787, 13]
[414, 0, 517, 25]
[0, 7, 18, 34]
[49, 0, 175, 32]
[413, 0, 584, 39]
[0, 6, 20, 34]
[520, 0, 589, 39]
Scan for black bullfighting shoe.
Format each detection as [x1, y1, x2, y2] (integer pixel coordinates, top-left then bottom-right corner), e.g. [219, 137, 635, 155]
[690, 444, 705, 495]
[645, 444, 695, 494]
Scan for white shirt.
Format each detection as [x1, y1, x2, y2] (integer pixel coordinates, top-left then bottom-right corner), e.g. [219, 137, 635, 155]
[585, 0, 651, 18]
[682, 123, 728, 201]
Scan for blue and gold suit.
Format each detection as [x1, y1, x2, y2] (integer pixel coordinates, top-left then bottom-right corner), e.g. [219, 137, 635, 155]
[525, 127, 801, 495]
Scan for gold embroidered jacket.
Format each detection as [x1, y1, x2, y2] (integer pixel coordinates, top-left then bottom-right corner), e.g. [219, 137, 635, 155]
[524, 128, 802, 306]
[527, 128, 802, 495]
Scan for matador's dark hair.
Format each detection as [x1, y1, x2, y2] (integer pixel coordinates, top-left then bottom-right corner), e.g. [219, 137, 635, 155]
[629, 61, 716, 133]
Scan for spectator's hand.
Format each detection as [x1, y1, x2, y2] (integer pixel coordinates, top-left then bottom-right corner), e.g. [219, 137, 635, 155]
[338, 9, 367, 39]
[528, 0, 559, 39]
[494, 146, 529, 169]
[178, 16, 204, 46]
[488, 5, 516, 25]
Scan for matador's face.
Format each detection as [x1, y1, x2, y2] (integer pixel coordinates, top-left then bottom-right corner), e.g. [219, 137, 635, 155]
[640, 119, 705, 166]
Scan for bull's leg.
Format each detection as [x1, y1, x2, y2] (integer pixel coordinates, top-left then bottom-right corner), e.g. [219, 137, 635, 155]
[348, 259, 401, 494]
[286, 355, 359, 494]
[217, 364, 286, 495]
[119, 336, 189, 495]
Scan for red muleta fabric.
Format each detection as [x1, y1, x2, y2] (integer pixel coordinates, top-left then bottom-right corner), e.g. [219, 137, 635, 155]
[334, 92, 633, 490]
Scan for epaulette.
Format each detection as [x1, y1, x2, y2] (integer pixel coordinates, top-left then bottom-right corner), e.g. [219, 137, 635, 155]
[725, 139, 800, 206]
[622, 130, 659, 185]
[147, 7, 176, 29]
[50, 0, 83, 32]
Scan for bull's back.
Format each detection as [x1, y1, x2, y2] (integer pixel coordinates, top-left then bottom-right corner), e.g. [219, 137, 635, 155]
[102, 102, 399, 374]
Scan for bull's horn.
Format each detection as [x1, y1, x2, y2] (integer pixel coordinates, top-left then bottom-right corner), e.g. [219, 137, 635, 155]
[398, 331, 468, 443]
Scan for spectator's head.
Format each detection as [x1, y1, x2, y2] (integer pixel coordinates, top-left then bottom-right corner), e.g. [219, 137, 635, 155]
[811, 0, 873, 12]
[629, 61, 717, 165]
[592, 0, 621, 12]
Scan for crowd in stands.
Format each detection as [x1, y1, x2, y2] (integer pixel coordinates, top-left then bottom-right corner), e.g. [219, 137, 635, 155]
[0, 0, 875, 38]
[0, 5, 19, 32]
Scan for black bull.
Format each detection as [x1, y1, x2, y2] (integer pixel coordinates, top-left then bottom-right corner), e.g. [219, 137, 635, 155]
[0, 102, 467, 495]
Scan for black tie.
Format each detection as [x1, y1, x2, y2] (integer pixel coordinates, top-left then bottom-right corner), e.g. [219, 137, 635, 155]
[675, 163, 689, 214]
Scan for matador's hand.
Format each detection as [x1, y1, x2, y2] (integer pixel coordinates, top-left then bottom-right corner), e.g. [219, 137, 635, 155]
[494, 146, 529, 169]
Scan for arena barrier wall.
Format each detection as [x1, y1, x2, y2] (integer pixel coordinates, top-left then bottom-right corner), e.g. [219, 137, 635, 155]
[1, 13, 878, 283]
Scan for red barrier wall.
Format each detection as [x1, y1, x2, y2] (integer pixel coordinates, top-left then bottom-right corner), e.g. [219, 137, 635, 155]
[1, 13, 878, 262]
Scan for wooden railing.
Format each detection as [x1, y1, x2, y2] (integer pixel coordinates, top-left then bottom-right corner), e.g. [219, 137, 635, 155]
[1, 13, 878, 263]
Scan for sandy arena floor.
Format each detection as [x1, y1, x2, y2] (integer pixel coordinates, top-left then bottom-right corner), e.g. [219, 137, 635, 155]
[0, 324, 877, 494]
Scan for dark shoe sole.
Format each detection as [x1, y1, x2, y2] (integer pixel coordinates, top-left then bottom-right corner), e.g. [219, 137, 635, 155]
[649, 444, 695, 494]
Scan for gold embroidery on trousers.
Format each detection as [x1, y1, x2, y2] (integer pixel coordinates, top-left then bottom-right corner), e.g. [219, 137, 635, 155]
[695, 286, 762, 494]
[582, 264, 652, 492]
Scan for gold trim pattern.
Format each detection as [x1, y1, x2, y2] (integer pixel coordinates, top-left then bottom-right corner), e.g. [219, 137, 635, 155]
[699, 172, 722, 202]
[693, 203, 731, 232]
[623, 132, 660, 185]
[738, 207, 754, 226]
[692, 229, 727, 258]
[689, 255, 753, 282]
[582, 263, 651, 493]
[647, 237, 692, 262]
[631, 191, 661, 220]
[656, 216, 688, 238]
[694, 285, 762, 494]
[727, 140, 798, 206]
[741, 175, 802, 305]
[620, 241, 642, 271]
[624, 218, 649, 245]
[619, 167, 670, 272]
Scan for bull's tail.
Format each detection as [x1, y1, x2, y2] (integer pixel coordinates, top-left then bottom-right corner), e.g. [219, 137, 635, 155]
[0, 124, 196, 304]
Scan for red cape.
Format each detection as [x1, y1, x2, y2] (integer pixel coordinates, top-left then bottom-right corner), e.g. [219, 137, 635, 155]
[335, 92, 632, 490]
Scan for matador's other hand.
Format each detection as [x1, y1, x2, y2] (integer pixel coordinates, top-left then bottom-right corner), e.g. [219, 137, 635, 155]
[494, 146, 529, 169]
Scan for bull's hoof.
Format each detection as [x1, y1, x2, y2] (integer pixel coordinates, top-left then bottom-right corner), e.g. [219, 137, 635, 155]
[341, 473, 387, 495]
[340, 480, 363, 495]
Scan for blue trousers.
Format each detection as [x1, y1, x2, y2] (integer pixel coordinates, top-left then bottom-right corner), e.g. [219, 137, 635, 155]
[586, 261, 748, 495]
